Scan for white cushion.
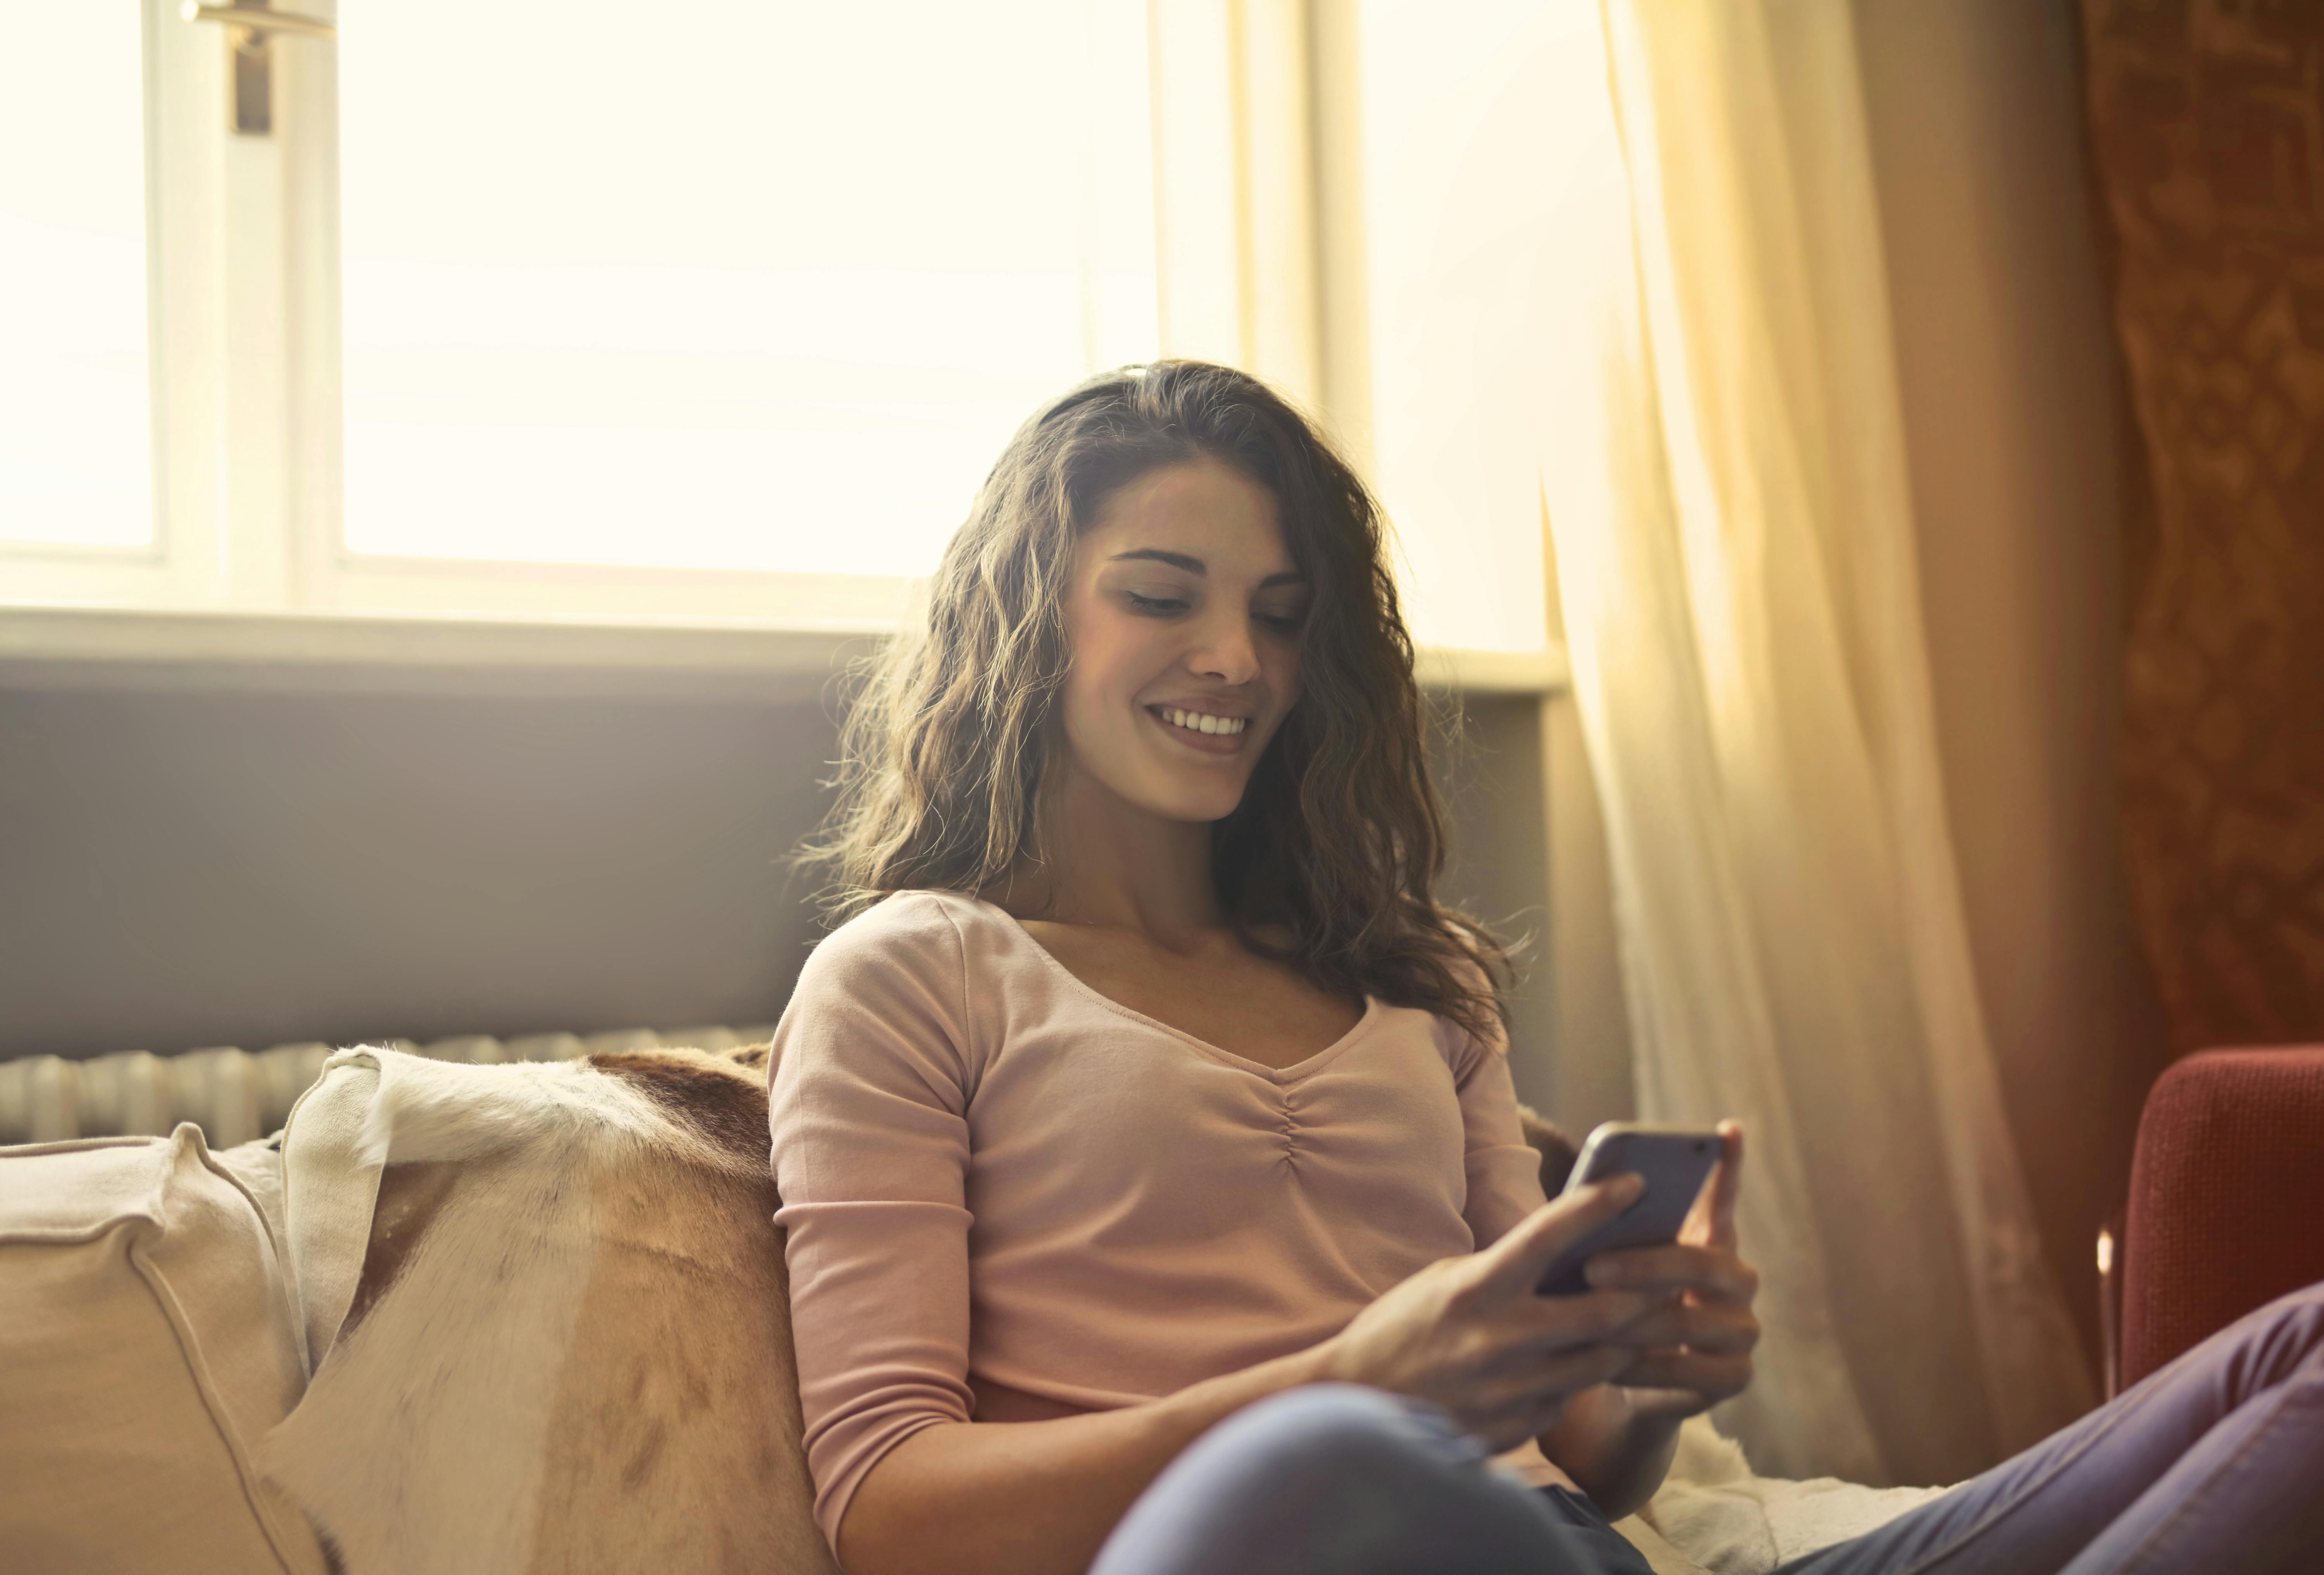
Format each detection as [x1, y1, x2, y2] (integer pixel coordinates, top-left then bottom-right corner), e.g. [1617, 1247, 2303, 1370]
[0, 1125, 327, 1574]
[1639, 1415, 1948, 1574]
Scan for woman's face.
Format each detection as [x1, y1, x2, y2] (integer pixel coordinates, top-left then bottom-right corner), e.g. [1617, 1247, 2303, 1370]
[1057, 458, 1308, 824]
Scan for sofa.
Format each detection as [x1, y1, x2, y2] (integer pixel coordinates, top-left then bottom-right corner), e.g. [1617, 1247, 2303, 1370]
[9, 1037, 2304, 1574]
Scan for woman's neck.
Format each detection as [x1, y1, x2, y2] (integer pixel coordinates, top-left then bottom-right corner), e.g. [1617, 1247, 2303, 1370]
[995, 757, 1221, 943]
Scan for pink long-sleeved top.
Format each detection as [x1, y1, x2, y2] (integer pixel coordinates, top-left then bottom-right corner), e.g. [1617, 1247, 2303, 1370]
[766, 889, 1555, 1551]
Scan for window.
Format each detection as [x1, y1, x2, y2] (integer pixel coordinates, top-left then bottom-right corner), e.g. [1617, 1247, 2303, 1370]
[1, 5, 153, 552]
[2, 0, 1157, 630]
[1347, 0, 1615, 658]
[0, 1, 1563, 684]
[333, 1, 1156, 589]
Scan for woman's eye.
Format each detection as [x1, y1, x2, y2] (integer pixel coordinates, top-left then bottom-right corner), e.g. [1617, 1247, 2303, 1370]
[1124, 591, 1189, 615]
[1256, 607, 1307, 634]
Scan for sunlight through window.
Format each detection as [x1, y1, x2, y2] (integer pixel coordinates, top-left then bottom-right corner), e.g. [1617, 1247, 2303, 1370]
[0, 5, 152, 550]
[1354, 0, 1611, 655]
[336, 0, 1158, 581]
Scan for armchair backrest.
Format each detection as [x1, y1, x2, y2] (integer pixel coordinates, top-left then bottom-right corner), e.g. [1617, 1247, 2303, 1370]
[2120, 1045, 2324, 1390]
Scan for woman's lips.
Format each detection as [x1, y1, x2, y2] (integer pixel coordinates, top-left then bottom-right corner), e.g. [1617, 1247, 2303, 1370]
[1146, 704, 1249, 756]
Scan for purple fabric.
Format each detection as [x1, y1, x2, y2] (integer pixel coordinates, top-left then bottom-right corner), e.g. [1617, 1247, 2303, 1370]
[1778, 1280, 2324, 1574]
[1090, 1283, 2324, 1575]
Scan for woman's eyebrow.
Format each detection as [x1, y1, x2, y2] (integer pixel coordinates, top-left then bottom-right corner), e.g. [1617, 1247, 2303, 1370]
[1108, 549, 1306, 589]
[1109, 548, 1205, 573]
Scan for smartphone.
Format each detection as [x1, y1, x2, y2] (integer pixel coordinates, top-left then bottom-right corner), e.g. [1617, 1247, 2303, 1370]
[1534, 1123, 1723, 1296]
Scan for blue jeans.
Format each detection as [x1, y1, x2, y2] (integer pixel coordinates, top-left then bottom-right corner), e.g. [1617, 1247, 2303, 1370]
[1089, 1282, 2324, 1575]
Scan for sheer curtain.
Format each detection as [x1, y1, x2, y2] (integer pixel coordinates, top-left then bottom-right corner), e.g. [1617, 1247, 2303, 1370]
[1538, 0, 2095, 1483]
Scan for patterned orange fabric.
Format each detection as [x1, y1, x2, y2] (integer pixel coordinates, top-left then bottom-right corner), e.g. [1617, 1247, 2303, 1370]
[2080, 0, 2324, 1052]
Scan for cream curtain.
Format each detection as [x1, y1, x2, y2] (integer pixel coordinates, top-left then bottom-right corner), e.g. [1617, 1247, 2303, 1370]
[1144, 0, 2096, 1485]
[1537, 0, 2095, 1482]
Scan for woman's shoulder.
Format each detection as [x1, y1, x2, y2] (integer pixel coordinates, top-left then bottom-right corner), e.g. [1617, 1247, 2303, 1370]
[1411, 951, 1510, 1078]
[1385, 998, 1499, 1078]
[777, 893, 989, 1074]
[804, 888, 980, 978]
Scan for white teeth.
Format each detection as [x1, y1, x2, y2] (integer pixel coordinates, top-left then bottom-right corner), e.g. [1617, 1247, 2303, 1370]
[1159, 706, 1246, 736]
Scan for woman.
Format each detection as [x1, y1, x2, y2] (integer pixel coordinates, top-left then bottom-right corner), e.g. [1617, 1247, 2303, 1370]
[770, 361, 2324, 1575]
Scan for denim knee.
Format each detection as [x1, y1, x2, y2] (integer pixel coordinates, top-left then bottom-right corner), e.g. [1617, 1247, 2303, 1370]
[2242, 1280, 2324, 1371]
[1091, 1384, 1565, 1575]
[1193, 1382, 1483, 1483]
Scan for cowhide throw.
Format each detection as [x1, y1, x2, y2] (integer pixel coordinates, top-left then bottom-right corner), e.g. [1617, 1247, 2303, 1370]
[262, 1043, 839, 1575]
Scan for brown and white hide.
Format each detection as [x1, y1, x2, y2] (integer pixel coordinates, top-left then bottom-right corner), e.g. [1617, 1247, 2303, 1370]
[261, 1044, 837, 1575]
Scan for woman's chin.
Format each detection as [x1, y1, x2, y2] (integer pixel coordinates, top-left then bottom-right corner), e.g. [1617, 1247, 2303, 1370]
[1115, 765, 1253, 825]
[1062, 727, 1260, 824]
[1145, 785, 1251, 824]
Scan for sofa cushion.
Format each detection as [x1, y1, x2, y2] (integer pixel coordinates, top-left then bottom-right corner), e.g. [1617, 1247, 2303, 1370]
[0, 1126, 327, 1575]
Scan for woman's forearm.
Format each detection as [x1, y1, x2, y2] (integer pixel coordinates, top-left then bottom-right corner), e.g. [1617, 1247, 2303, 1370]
[1541, 1385, 1682, 1522]
[838, 1342, 1339, 1575]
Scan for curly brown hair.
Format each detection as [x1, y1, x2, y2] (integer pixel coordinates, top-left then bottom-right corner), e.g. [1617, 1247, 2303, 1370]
[801, 359, 1510, 1042]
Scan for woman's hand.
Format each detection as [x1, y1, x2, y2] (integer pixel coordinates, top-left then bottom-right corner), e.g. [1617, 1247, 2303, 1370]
[1586, 1120, 1760, 1420]
[1323, 1175, 1668, 1451]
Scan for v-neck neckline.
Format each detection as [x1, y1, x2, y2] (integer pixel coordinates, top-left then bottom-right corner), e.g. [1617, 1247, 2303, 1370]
[970, 895, 1379, 1084]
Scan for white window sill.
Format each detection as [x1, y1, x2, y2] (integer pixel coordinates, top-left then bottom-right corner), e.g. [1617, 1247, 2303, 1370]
[0, 605, 1569, 700]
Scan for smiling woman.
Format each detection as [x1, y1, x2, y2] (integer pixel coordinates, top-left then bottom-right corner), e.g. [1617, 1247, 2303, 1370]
[772, 359, 1695, 1575]
[803, 359, 1506, 1043]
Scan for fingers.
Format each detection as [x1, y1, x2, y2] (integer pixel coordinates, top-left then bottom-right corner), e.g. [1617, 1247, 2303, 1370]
[1470, 1175, 1645, 1299]
[1614, 1347, 1753, 1402]
[1593, 1297, 1760, 1355]
[1677, 1120, 1743, 1253]
[1708, 1120, 1744, 1249]
[1472, 1342, 1634, 1409]
[1478, 1288, 1666, 1372]
[1584, 1243, 1760, 1303]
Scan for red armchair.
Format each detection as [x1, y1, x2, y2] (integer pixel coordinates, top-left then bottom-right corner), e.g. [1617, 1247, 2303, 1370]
[2107, 1045, 2324, 1394]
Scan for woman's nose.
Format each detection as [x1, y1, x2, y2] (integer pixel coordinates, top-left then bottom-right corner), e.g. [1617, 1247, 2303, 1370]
[1187, 609, 1260, 686]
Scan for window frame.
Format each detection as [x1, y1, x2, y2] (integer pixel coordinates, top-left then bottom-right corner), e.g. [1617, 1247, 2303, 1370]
[2, 0, 227, 609]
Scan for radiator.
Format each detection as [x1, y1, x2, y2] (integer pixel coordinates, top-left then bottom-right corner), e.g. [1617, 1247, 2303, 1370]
[0, 1025, 776, 1148]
